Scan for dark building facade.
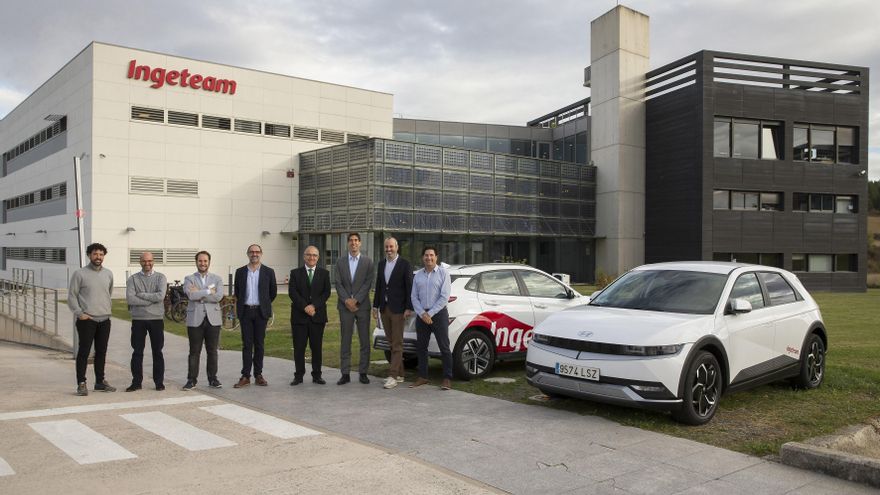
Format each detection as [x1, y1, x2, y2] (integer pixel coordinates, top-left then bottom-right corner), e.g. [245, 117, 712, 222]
[645, 51, 869, 291]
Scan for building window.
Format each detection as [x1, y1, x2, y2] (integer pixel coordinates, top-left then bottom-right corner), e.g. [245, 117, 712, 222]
[713, 252, 782, 267]
[792, 254, 857, 272]
[793, 193, 857, 213]
[715, 118, 782, 160]
[714, 190, 781, 211]
[793, 124, 858, 164]
[4, 182, 67, 212]
[3, 247, 66, 264]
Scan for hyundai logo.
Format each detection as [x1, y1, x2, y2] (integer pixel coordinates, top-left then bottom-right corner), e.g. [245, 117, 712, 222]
[578, 330, 593, 338]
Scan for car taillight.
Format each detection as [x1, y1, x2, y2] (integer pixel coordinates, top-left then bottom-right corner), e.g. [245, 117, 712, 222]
[448, 296, 457, 303]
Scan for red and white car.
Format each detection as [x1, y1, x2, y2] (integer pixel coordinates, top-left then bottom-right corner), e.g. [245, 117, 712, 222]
[372, 263, 587, 380]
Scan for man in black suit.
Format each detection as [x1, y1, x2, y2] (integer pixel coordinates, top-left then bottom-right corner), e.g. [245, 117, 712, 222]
[289, 245, 331, 385]
[372, 237, 413, 389]
[233, 244, 277, 388]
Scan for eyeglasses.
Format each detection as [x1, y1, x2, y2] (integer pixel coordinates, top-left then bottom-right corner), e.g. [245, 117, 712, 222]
[304, 253, 318, 257]
[248, 251, 261, 255]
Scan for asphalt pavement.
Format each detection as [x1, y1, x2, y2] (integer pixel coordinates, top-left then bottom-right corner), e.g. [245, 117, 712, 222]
[0, 304, 876, 494]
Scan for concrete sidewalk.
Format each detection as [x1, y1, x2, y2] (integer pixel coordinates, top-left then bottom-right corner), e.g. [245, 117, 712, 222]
[32, 306, 880, 494]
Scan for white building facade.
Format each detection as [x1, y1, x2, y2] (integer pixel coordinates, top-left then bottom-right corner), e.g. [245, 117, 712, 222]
[0, 42, 393, 288]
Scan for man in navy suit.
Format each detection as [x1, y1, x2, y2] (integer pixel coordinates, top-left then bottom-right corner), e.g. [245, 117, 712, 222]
[233, 244, 277, 388]
[372, 237, 413, 389]
[289, 245, 331, 385]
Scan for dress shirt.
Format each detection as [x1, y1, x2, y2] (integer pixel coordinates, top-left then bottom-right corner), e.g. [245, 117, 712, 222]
[384, 255, 398, 284]
[245, 266, 260, 305]
[348, 253, 360, 283]
[411, 265, 451, 318]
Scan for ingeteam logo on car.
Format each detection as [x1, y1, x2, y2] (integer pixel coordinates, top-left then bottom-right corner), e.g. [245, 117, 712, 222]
[469, 312, 534, 353]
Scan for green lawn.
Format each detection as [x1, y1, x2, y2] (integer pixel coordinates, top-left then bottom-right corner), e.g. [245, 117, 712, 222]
[112, 287, 880, 457]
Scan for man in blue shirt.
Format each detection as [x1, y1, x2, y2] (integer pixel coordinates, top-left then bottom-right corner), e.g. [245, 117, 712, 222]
[409, 246, 453, 390]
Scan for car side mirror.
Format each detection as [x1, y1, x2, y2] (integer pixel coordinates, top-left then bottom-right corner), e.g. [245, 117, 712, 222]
[729, 298, 753, 314]
[566, 289, 577, 299]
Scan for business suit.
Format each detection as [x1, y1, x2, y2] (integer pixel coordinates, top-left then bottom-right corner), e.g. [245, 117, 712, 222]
[233, 264, 277, 379]
[184, 271, 224, 383]
[372, 256, 413, 379]
[335, 253, 375, 377]
[289, 265, 331, 380]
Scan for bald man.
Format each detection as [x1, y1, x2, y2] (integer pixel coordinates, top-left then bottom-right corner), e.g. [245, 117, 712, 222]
[125, 251, 168, 391]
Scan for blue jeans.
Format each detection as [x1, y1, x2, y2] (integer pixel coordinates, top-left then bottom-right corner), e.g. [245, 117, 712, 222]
[415, 307, 452, 380]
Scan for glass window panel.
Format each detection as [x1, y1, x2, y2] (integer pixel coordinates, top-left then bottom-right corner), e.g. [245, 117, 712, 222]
[575, 132, 588, 164]
[733, 122, 759, 159]
[416, 133, 439, 145]
[394, 132, 415, 142]
[384, 166, 413, 186]
[414, 168, 442, 188]
[564, 135, 576, 162]
[713, 190, 730, 209]
[519, 270, 568, 298]
[729, 273, 765, 309]
[517, 178, 538, 196]
[488, 138, 510, 154]
[731, 191, 746, 210]
[552, 139, 563, 161]
[734, 253, 759, 264]
[714, 120, 730, 157]
[439, 134, 463, 148]
[791, 254, 806, 272]
[793, 193, 808, 212]
[837, 127, 856, 164]
[462, 136, 487, 151]
[538, 142, 551, 159]
[759, 253, 783, 268]
[835, 254, 857, 272]
[835, 196, 856, 214]
[479, 271, 521, 296]
[510, 139, 531, 157]
[793, 126, 809, 161]
[744, 192, 759, 210]
[812, 128, 834, 163]
[760, 192, 781, 211]
[822, 195, 834, 212]
[761, 124, 783, 160]
[808, 254, 833, 272]
[495, 176, 516, 194]
[758, 272, 797, 305]
[713, 252, 732, 262]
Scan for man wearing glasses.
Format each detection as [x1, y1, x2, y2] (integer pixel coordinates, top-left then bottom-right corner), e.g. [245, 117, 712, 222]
[233, 244, 278, 388]
[289, 246, 331, 385]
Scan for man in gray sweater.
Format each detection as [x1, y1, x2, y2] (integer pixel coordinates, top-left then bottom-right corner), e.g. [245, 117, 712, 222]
[68, 242, 115, 396]
[125, 251, 167, 392]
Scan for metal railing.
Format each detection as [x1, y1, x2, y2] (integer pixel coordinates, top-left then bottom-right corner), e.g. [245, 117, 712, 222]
[0, 278, 59, 335]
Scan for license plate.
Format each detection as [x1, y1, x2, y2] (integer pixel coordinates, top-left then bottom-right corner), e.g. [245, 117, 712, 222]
[555, 362, 600, 381]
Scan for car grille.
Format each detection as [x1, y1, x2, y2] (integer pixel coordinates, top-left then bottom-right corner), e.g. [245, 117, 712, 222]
[538, 335, 652, 356]
[373, 336, 420, 354]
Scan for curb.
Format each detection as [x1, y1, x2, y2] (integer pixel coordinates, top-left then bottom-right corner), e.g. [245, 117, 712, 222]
[780, 422, 880, 488]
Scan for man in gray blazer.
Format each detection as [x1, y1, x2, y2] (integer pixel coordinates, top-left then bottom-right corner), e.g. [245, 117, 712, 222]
[182, 251, 224, 391]
[335, 232, 375, 385]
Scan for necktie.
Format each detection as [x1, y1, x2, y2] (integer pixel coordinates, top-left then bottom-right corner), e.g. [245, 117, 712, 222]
[307, 268, 313, 284]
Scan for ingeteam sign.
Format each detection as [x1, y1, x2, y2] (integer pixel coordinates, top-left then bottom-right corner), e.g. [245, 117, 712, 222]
[127, 60, 237, 95]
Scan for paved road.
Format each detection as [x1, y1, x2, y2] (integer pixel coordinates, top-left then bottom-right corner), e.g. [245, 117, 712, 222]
[1, 306, 875, 494]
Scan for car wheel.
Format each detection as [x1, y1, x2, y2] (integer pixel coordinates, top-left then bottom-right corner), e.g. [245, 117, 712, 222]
[792, 333, 825, 389]
[383, 350, 418, 369]
[672, 351, 722, 425]
[453, 329, 495, 380]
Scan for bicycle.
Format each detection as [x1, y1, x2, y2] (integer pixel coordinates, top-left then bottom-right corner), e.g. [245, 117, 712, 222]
[164, 281, 188, 323]
[220, 295, 239, 330]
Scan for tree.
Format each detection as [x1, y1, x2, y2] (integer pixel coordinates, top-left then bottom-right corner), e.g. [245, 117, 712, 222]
[869, 180, 880, 212]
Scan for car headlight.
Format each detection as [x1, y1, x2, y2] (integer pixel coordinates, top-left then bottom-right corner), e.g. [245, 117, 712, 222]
[531, 333, 550, 345]
[620, 344, 683, 356]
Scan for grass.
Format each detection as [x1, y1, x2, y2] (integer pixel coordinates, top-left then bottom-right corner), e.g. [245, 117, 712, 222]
[111, 286, 880, 457]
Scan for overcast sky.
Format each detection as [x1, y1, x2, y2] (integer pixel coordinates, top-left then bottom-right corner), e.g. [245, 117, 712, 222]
[0, 0, 877, 178]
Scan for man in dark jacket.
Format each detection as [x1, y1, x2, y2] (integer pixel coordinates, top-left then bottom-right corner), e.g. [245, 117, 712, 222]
[233, 244, 277, 388]
[372, 237, 413, 389]
[289, 245, 331, 385]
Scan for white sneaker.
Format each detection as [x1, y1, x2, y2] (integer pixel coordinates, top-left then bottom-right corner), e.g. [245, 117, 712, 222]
[383, 377, 399, 389]
[395, 376, 405, 383]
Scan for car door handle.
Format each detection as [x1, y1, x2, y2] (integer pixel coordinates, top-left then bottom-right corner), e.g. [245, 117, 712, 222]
[484, 301, 500, 306]
[534, 304, 548, 309]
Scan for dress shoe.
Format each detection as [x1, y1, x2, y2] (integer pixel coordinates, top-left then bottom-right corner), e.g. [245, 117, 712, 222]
[337, 374, 350, 385]
[155, 384, 166, 391]
[359, 373, 370, 384]
[233, 376, 251, 388]
[440, 378, 452, 390]
[409, 377, 429, 388]
[313, 377, 326, 385]
[290, 376, 303, 386]
[255, 374, 268, 386]
[125, 383, 142, 392]
[209, 378, 222, 388]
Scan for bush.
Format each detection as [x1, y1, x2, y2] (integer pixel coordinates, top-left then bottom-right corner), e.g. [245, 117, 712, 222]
[595, 270, 616, 289]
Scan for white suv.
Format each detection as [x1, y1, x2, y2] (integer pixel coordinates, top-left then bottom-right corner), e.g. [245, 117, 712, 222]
[372, 263, 586, 380]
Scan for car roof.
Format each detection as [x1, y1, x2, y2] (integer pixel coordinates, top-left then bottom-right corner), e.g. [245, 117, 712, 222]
[445, 263, 546, 276]
[631, 261, 754, 275]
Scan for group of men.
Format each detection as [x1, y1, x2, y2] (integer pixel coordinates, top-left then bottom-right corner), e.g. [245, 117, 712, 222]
[67, 234, 455, 396]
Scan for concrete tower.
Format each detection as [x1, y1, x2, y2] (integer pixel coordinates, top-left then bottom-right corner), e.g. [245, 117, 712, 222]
[590, 5, 649, 277]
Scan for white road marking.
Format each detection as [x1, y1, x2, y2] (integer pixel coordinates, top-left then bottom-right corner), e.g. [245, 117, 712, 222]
[0, 395, 216, 421]
[29, 419, 137, 465]
[0, 456, 14, 476]
[121, 411, 236, 451]
[200, 404, 322, 439]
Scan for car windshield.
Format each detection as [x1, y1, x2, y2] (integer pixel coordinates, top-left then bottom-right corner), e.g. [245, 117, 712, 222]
[589, 270, 726, 315]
